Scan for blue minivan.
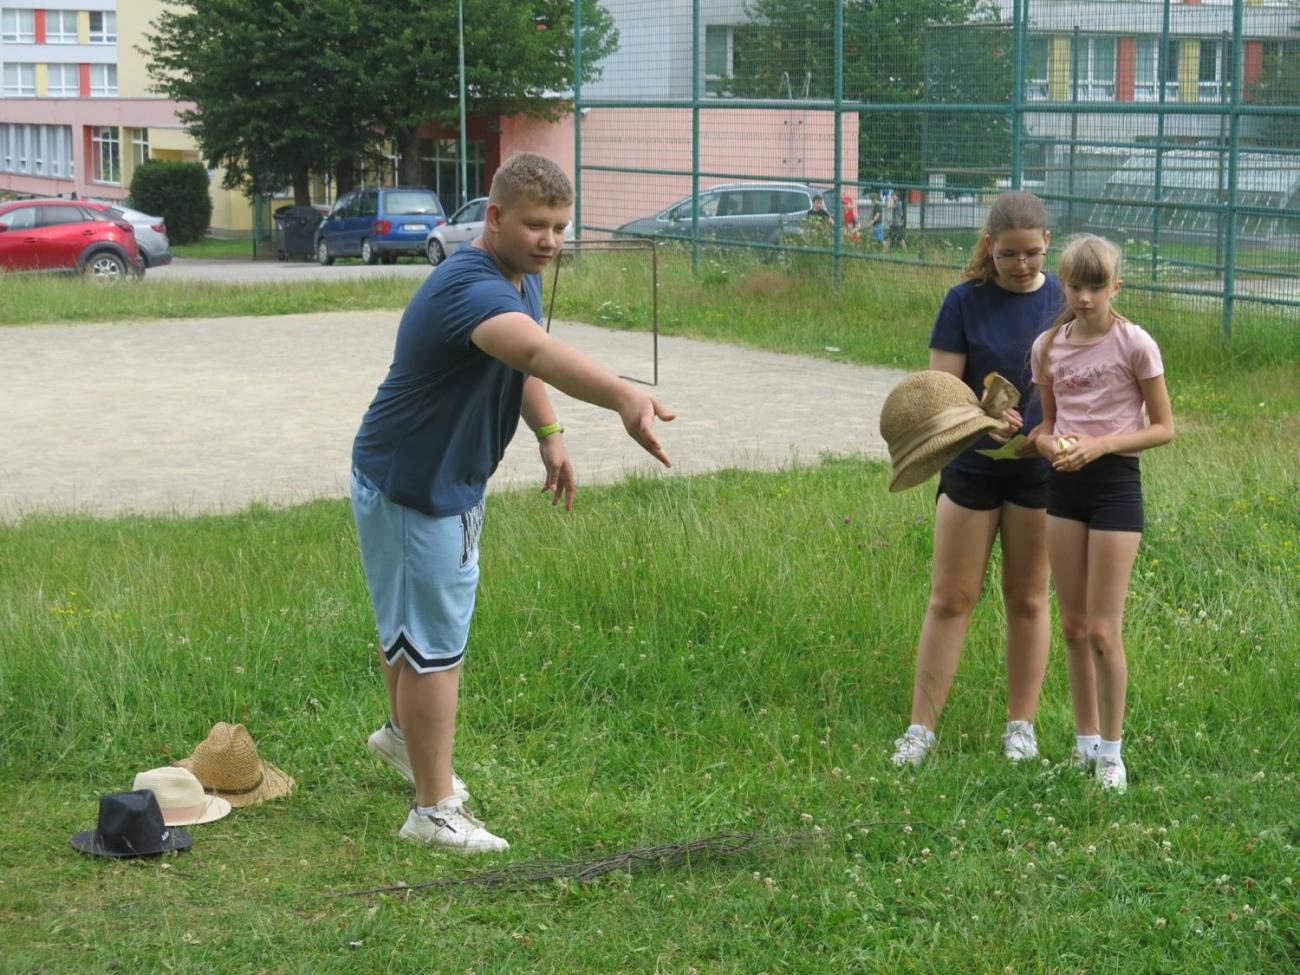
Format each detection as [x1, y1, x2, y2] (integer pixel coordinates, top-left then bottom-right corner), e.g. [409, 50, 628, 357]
[315, 186, 447, 265]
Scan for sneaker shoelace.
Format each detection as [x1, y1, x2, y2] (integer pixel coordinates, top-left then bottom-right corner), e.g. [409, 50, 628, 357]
[894, 732, 928, 756]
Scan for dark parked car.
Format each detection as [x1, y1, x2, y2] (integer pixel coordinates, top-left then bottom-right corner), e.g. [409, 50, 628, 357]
[0, 199, 143, 280]
[615, 182, 818, 246]
[315, 186, 447, 265]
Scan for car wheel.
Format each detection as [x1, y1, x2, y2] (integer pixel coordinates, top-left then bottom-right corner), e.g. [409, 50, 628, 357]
[85, 252, 127, 281]
[427, 239, 445, 266]
[317, 239, 334, 266]
[361, 239, 378, 265]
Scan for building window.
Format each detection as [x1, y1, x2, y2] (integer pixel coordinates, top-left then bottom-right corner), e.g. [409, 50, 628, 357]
[1025, 37, 1049, 101]
[88, 11, 117, 44]
[3, 63, 36, 97]
[2, 8, 35, 43]
[705, 25, 734, 97]
[1073, 36, 1116, 100]
[46, 9, 79, 43]
[16, 123, 31, 173]
[0, 125, 9, 172]
[92, 126, 121, 184]
[417, 138, 485, 205]
[90, 64, 118, 97]
[46, 64, 81, 97]
[132, 129, 150, 166]
[1199, 39, 1231, 101]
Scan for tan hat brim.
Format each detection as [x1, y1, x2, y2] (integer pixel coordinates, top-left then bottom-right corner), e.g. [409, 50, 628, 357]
[889, 415, 1005, 492]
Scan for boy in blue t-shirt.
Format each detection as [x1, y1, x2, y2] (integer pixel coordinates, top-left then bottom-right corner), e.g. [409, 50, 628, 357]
[352, 152, 674, 852]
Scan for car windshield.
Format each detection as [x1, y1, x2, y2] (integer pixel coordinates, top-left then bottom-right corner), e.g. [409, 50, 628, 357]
[386, 191, 442, 216]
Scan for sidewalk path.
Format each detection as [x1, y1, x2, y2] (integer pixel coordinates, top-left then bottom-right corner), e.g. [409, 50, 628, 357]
[0, 312, 905, 522]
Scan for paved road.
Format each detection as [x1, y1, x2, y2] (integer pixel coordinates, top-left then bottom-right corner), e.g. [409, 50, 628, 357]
[0, 310, 906, 522]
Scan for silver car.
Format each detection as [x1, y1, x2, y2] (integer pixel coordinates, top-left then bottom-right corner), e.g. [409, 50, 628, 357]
[426, 196, 573, 266]
[94, 202, 172, 268]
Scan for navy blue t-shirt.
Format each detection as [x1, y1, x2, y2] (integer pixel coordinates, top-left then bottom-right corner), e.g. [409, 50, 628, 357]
[352, 245, 543, 516]
[928, 274, 1064, 475]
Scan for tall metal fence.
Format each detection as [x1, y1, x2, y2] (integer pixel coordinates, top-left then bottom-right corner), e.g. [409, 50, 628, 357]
[573, 0, 1300, 334]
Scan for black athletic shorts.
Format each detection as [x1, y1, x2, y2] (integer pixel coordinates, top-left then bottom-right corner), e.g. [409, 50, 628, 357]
[1047, 454, 1144, 532]
[937, 464, 1049, 512]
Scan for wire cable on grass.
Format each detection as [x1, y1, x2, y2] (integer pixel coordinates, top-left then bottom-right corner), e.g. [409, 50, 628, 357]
[330, 819, 952, 897]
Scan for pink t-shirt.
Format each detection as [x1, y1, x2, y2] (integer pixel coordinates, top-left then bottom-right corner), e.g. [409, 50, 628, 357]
[1031, 316, 1164, 454]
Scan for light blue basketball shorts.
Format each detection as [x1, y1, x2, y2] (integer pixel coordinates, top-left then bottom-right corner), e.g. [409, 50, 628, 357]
[350, 467, 484, 673]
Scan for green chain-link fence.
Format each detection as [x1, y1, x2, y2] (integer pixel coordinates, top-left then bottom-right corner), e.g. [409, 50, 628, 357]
[574, 0, 1300, 336]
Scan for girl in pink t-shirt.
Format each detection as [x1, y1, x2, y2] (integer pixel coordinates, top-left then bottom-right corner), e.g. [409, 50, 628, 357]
[1031, 235, 1175, 794]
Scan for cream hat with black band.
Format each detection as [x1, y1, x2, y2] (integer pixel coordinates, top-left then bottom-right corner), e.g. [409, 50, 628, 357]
[879, 371, 1017, 492]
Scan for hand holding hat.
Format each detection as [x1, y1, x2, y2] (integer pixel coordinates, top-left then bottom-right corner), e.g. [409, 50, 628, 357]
[879, 370, 1021, 492]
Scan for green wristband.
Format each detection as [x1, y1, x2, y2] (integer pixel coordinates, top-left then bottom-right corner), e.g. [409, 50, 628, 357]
[535, 421, 564, 441]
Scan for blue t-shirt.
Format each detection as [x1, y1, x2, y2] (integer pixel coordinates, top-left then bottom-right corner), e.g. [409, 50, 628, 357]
[928, 274, 1064, 475]
[352, 245, 543, 516]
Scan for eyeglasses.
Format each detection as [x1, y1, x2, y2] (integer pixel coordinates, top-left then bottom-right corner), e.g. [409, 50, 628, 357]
[993, 250, 1046, 265]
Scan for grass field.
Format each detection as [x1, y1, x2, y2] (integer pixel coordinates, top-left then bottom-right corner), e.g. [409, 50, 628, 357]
[2, 253, 1297, 972]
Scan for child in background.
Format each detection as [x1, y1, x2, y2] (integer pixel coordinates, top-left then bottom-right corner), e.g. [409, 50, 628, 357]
[892, 190, 1063, 767]
[1032, 234, 1174, 793]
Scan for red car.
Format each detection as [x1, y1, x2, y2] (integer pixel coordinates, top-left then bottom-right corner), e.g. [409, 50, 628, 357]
[0, 198, 144, 280]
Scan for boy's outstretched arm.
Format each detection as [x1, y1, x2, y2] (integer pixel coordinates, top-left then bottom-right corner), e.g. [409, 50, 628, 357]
[472, 312, 675, 468]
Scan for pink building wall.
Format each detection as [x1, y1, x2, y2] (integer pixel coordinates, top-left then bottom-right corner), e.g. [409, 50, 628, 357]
[502, 108, 859, 234]
[0, 99, 188, 202]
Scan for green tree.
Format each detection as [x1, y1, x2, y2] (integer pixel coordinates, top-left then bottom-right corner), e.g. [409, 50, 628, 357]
[144, 0, 617, 203]
[1248, 35, 1300, 148]
[727, 0, 1004, 186]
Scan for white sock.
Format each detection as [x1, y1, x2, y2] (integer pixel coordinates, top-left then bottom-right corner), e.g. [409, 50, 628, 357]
[907, 723, 935, 743]
[1099, 738, 1123, 762]
[414, 803, 439, 817]
[388, 718, 404, 741]
[1076, 734, 1101, 757]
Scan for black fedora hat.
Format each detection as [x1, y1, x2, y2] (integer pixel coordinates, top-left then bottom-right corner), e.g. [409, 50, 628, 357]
[70, 790, 193, 858]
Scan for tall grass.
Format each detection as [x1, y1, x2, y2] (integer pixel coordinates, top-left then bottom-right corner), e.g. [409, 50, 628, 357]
[0, 274, 417, 325]
[2, 424, 1296, 971]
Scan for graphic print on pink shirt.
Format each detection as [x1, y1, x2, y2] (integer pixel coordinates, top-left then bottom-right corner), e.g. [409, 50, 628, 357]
[1031, 317, 1164, 453]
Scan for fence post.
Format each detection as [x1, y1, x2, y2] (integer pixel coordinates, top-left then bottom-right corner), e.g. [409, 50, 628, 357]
[1151, 0, 1171, 285]
[1011, 0, 1026, 189]
[691, 0, 700, 273]
[573, 0, 582, 240]
[1068, 25, 1079, 233]
[833, 0, 844, 287]
[1221, 0, 1245, 341]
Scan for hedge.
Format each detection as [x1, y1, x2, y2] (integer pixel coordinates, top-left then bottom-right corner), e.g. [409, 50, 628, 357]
[129, 161, 213, 245]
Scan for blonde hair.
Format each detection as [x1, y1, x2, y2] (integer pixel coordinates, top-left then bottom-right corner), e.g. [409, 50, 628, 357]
[962, 190, 1049, 284]
[1035, 234, 1124, 378]
[488, 152, 574, 211]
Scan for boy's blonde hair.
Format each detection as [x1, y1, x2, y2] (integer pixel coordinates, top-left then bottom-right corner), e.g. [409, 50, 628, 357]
[962, 190, 1049, 284]
[488, 152, 574, 211]
[1035, 234, 1124, 377]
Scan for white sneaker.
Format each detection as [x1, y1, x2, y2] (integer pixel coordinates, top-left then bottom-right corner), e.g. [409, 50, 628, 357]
[367, 722, 469, 800]
[1002, 720, 1039, 762]
[891, 724, 935, 767]
[399, 798, 509, 852]
[1072, 741, 1100, 772]
[1096, 756, 1128, 793]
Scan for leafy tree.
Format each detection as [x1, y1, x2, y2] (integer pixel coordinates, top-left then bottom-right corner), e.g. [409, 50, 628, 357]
[1248, 35, 1300, 149]
[727, 0, 1005, 187]
[145, 0, 618, 202]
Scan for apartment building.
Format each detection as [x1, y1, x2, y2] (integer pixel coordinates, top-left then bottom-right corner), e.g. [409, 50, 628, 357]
[0, 0, 264, 232]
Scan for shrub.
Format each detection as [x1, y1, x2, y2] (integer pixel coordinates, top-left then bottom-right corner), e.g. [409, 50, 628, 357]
[129, 161, 213, 245]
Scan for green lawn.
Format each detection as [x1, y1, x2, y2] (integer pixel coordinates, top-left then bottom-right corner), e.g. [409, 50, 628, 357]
[2, 252, 1297, 972]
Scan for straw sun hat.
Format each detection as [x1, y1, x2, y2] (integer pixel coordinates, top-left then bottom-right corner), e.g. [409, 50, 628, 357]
[175, 722, 294, 807]
[879, 371, 1017, 492]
